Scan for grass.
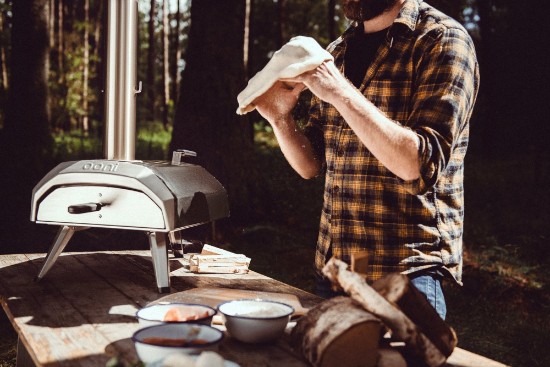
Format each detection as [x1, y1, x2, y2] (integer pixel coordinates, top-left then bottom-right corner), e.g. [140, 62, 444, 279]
[0, 128, 548, 367]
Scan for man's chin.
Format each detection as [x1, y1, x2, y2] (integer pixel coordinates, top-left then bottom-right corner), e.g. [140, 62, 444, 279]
[343, 0, 399, 22]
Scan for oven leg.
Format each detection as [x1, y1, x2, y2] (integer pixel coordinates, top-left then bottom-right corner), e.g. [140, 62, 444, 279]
[35, 226, 83, 281]
[147, 231, 171, 293]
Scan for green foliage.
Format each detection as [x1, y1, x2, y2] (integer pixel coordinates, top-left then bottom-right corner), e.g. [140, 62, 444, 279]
[136, 121, 173, 159]
[51, 121, 172, 162]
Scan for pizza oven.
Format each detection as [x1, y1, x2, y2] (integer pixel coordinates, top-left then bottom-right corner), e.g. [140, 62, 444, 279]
[30, 0, 229, 292]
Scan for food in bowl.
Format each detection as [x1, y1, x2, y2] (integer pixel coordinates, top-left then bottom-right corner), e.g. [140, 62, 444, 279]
[132, 323, 223, 364]
[217, 299, 294, 343]
[160, 351, 227, 367]
[136, 303, 216, 327]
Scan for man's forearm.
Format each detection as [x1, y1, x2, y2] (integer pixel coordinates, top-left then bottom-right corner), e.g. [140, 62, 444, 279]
[271, 116, 323, 179]
[331, 84, 421, 181]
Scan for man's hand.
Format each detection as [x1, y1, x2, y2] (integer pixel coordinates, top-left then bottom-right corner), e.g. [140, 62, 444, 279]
[254, 81, 305, 126]
[281, 61, 349, 106]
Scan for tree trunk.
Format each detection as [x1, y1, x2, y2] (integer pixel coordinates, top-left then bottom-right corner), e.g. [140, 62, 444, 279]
[49, 0, 54, 49]
[291, 296, 381, 367]
[147, 0, 156, 121]
[0, 0, 53, 247]
[170, 0, 181, 103]
[276, 0, 285, 48]
[170, 0, 256, 224]
[328, 0, 336, 41]
[243, 0, 251, 74]
[82, 0, 90, 134]
[0, 9, 8, 92]
[161, 0, 169, 127]
[57, 0, 63, 82]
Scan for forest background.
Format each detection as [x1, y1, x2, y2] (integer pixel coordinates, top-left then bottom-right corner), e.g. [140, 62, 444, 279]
[0, 1, 549, 367]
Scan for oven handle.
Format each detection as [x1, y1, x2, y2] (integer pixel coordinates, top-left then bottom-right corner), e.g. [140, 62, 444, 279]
[68, 203, 105, 214]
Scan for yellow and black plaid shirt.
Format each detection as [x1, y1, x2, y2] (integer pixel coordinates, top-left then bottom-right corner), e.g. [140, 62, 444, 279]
[304, 0, 479, 284]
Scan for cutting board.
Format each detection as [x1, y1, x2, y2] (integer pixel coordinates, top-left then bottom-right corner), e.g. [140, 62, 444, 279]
[152, 287, 310, 318]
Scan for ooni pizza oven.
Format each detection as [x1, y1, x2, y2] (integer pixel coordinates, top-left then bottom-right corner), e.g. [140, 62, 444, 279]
[30, 0, 229, 292]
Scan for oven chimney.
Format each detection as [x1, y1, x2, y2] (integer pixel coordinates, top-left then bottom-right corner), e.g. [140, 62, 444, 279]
[104, 0, 139, 161]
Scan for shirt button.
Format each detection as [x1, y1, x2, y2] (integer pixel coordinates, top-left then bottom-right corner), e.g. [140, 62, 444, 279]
[337, 149, 344, 157]
[333, 185, 340, 193]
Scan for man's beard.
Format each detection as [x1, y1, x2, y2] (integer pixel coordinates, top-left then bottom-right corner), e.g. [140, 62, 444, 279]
[342, 0, 399, 21]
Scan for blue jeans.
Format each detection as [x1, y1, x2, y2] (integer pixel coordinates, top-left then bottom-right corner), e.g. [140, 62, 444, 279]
[409, 272, 447, 320]
[315, 272, 447, 320]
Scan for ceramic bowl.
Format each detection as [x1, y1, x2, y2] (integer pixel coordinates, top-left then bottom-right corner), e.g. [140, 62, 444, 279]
[132, 323, 224, 364]
[217, 299, 294, 343]
[136, 303, 216, 328]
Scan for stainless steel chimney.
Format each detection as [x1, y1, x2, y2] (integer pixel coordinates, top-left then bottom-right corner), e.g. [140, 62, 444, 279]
[104, 0, 138, 160]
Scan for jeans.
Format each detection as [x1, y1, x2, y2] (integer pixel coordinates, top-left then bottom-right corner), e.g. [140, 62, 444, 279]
[409, 272, 447, 320]
[315, 271, 447, 320]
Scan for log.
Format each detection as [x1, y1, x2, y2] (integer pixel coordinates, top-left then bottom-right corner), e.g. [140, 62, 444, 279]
[291, 296, 382, 367]
[377, 347, 407, 367]
[322, 258, 447, 367]
[372, 273, 457, 357]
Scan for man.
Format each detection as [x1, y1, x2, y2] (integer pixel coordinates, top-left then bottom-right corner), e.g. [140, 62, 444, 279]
[254, 0, 479, 319]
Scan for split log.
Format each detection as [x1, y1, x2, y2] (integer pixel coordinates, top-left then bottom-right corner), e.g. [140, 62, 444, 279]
[322, 258, 447, 367]
[291, 296, 382, 367]
[377, 347, 407, 367]
[372, 273, 457, 357]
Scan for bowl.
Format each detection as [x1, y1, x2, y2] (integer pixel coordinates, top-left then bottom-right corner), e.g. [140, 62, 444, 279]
[132, 323, 224, 364]
[136, 303, 216, 328]
[217, 299, 294, 343]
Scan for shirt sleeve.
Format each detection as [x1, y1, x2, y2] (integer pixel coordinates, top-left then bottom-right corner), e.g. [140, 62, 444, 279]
[400, 26, 479, 195]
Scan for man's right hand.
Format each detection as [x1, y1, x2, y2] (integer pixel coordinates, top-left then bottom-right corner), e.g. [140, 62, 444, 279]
[253, 81, 305, 126]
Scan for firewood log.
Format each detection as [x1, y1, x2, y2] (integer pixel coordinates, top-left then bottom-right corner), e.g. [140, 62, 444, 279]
[372, 273, 457, 357]
[290, 296, 382, 367]
[322, 258, 447, 367]
[377, 346, 408, 367]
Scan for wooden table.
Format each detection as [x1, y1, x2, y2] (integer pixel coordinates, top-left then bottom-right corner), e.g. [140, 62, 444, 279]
[0, 251, 509, 367]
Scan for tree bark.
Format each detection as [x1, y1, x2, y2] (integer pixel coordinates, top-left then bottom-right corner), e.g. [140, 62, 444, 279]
[147, 0, 156, 121]
[161, 0, 169, 127]
[0, 0, 53, 239]
[49, 0, 54, 49]
[327, 0, 336, 41]
[170, 0, 181, 103]
[170, 0, 256, 223]
[82, 0, 90, 134]
[0, 9, 8, 92]
[291, 296, 381, 367]
[276, 0, 285, 48]
[57, 0, 63, 82]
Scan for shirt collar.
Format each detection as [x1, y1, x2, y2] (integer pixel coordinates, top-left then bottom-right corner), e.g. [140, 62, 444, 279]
[392, 0, 421, 34]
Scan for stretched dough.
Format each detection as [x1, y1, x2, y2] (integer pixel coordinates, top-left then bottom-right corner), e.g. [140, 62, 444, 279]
[236, 36, 333, 115]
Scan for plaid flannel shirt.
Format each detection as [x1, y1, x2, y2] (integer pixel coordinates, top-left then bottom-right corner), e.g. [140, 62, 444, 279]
[304, 0, 479, 284]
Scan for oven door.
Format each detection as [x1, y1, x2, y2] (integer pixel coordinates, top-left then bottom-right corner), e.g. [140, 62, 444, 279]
[36, 185, 166, 230]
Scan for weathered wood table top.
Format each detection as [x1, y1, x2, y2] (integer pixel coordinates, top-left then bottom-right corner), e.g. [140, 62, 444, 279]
[0, 251, 509, 367]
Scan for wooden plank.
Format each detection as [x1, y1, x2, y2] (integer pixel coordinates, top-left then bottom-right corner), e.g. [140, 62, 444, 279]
[0, 253, 111, 366]
[446, 348, 510, 367]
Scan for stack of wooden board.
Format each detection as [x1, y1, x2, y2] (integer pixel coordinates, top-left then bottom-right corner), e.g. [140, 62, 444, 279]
[183, 244, 251, 274]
